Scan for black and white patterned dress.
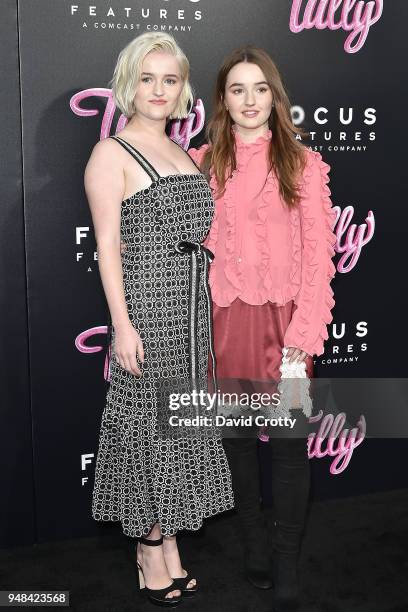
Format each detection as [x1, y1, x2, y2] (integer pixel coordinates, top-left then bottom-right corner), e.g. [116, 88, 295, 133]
[92, 136, 234, 538]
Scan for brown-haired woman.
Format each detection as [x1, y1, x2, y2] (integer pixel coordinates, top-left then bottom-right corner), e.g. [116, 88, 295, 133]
[188, 46, 336, 610]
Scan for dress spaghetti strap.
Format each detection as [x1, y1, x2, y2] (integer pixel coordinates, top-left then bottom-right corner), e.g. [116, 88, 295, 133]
[110, 135, 160, 182]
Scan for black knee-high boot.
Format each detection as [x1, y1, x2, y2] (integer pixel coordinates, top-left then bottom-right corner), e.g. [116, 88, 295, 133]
[223, 436, 273, 589]
[269, 436, 310, 610]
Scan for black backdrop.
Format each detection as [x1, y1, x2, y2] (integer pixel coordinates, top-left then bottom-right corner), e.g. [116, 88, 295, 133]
[1, 0, 407, 547]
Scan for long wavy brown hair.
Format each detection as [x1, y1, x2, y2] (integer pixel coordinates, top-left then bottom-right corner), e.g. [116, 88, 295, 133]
[200, 46, 309, 209]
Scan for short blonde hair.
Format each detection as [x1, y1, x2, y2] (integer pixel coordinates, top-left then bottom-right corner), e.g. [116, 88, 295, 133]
[110, 32, 194, 120]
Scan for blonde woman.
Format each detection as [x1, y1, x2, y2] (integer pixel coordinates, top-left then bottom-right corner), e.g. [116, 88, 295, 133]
[85, 32, 234, 607]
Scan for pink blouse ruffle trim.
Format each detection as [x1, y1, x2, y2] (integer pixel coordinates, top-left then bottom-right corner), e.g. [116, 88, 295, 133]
[188, 141, 336, 357]
[283, 151, 337, 357]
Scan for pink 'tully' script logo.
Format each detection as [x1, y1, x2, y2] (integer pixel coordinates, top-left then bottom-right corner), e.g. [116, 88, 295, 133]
[70, 88, 205, 150]
[75, 327, 111, 383]
[308, 410, 366, 474]
[289, 0, 384, 53]
[332, 206, 375, 272]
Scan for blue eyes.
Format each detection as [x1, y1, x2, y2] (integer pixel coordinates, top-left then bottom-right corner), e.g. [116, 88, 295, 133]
[141, 77, 177, 85]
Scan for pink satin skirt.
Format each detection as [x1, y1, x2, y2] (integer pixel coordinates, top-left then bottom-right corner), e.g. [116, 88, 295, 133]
[210, 298, 314, 394]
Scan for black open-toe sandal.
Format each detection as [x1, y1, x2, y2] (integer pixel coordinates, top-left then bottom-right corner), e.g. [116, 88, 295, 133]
[171, 571, 198, 597]
[136, 536, 182, 607]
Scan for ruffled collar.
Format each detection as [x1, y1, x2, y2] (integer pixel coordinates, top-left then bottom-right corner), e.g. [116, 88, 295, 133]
[232, 124, 272, 149]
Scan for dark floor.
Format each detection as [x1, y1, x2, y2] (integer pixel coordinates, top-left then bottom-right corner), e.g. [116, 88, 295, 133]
[1, 488, 408, 612]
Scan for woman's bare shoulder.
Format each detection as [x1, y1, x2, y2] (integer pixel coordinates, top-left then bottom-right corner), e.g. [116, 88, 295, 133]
[90, 136, 122, 158]
[86, 137, 125, 175]
[85, 137, 125, 196]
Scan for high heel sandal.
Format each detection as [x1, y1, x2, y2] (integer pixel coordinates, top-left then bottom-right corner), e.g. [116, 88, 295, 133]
[170, 571, 198, 597]
[136, 536, 182, 607]
[162, 534, 198, 597]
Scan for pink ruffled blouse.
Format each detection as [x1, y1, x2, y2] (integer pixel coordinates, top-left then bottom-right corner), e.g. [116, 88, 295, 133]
[188, 128, 337, 357]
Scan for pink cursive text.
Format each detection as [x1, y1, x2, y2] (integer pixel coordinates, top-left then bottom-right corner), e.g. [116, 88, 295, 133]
[70, 88, 205, 149]
[289, 0, 384, 53]
[75, 326, 111, 383]
[308, 410, 366, 474]
[333, 205, 375, 273]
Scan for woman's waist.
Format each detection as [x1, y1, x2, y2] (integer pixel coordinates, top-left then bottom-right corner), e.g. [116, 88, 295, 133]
[120, 236, 209, 251]
[208, 260, 300, 308]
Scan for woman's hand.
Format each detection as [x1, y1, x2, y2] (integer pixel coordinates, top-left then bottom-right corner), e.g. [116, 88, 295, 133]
[285, 346, 310, 364]
[114, 321, 144, 376]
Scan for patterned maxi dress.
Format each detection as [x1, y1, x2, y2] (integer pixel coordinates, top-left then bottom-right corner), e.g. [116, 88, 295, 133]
[92, 136, 234, 538]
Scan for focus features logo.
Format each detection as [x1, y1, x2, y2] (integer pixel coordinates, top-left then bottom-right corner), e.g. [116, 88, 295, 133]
[318, 321, 368, 365]
[75, 226, 98, 272]
[292, 106, 376, 153]
[81, 453, 94, 486]
[70, 3, 203, 32]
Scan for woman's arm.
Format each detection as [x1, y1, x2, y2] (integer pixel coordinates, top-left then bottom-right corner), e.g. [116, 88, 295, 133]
[283, 150, 337, 359]
[85, 139, 144, 376]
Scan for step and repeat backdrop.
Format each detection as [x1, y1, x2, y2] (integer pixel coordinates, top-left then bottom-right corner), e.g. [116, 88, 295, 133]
[2, 0, 407, 546]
